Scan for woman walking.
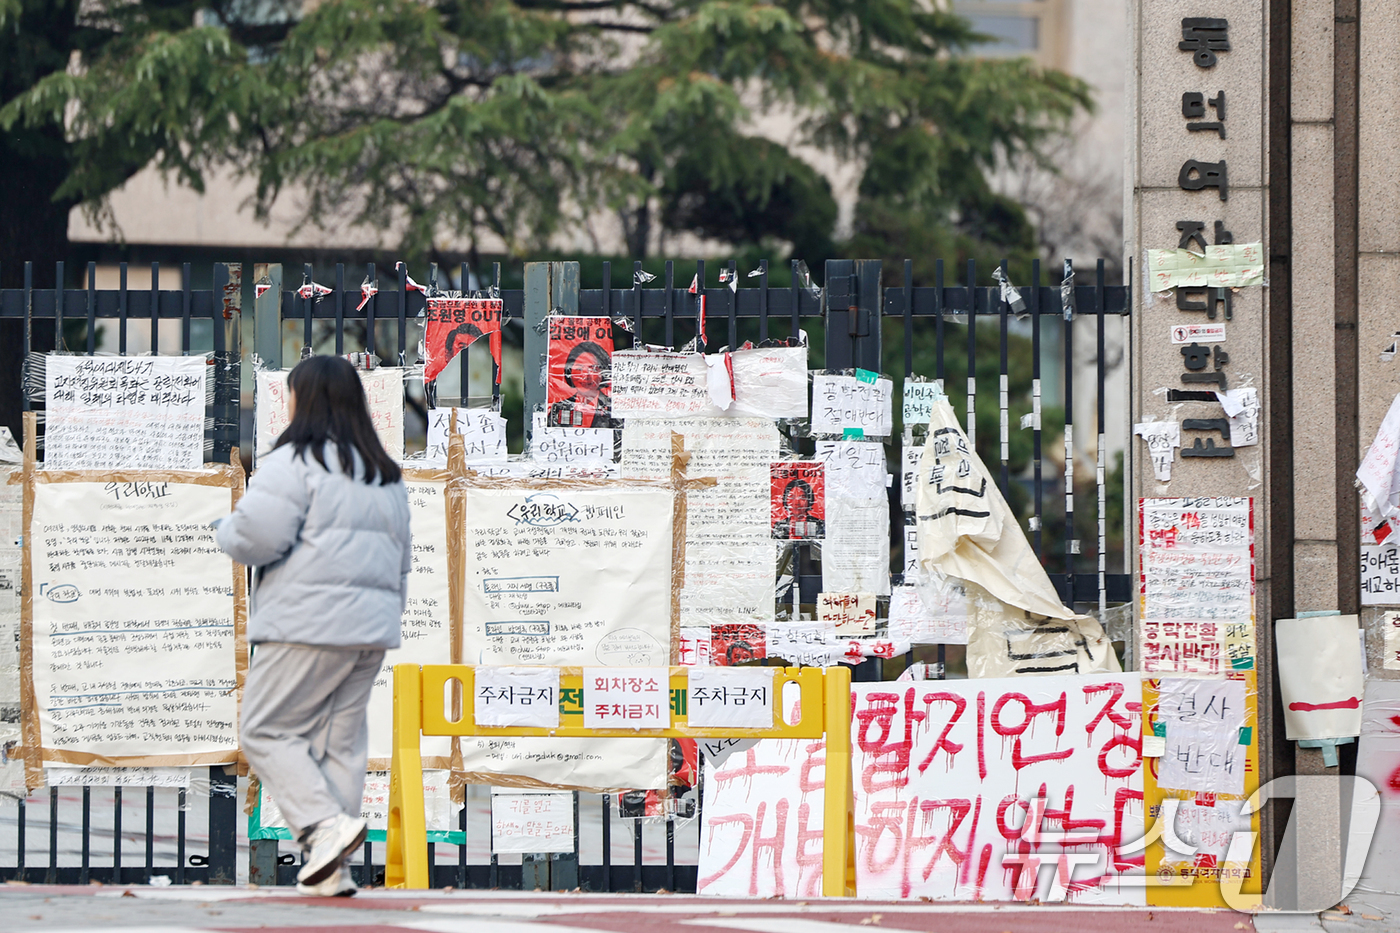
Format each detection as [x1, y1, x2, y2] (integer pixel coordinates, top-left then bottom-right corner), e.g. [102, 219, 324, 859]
[217, 355, 411, 896]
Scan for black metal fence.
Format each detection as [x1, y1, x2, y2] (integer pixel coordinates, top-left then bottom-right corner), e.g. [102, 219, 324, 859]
[0, 255, 1131, 888]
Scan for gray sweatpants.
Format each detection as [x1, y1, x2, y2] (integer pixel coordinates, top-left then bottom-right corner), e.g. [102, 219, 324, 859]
[241, 642, 384, 838]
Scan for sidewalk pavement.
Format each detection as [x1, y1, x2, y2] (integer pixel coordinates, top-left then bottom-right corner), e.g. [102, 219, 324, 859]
[1, 884, 1385, 933]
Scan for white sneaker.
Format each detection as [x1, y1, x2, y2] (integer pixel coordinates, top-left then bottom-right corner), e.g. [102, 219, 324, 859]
[296, 813, 368, 886]
[296, 864, 358, 897]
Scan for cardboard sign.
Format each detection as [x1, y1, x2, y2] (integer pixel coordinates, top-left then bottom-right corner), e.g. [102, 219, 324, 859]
[547, 316, 613, 427]
[771, 461, 825, 540]
[688, 667, 774, 729]
[423, 296, 502, 383]
[851, 676, 1145, 903]
[583, 668, 670, 730]
[474, 667, 560, 728]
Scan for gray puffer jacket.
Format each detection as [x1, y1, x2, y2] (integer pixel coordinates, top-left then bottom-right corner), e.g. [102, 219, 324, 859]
[217, 442, 411, 649]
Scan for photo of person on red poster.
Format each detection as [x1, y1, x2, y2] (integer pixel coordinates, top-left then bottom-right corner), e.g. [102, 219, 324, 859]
[423, 296, 502, 383]
[547, 316, 613, 427]
[709, 623, 767, 666]
[771, 461, 825, 539]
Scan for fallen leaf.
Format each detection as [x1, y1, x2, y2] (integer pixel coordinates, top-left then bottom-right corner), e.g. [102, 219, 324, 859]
[1234, 923, 1247, 930]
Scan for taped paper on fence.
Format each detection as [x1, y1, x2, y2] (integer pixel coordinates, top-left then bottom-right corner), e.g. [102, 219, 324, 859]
[821, 496, 891, 596]
[261, 770, 457, 835]
[1138, 497, 1255, 674]
[24, 468, 245, 768]
[963, 585, 1119, 677]
[425, 408, 506, 465]
[902, 380, 944, 425]
[1384, 612, 1400, 670]
[43, 356, 208, 471]
[583, 668, 669, 730]
[1354, 680, 1400, 898]
[1358, 392, 1400, 525]
[1276, 614, 1364, 740]
[1155, 677, 1248, 795]
[687, 667, 774, 729]
[697, 738, 827, 897]
[610, 347, 807, 420]
[814, 440, 886, 501]
[851, 675, 1145, 903]
[547, 316, 613, 428]
[817, 592, 876, 635]
[255, 368, 404, 461]
[365, 471, 454, 767]
[531, 412, 615, 464]
[469, 461, 620, 481]
[914, 399, 1075, 622]
[888, 581, 968, 645]
[1146, 243, 1264, 292]
[771, 461, 825, 540]
[491, 792, 574, 853]
[423, 295, 503, 384]
[810, 373, 894, 437]
[622, 417, 778, 630]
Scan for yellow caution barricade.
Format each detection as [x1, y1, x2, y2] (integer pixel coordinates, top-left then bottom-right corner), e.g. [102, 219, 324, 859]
[386, 664, 854, 895]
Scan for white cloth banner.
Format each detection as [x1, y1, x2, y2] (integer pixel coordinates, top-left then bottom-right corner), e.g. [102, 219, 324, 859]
[43, 356, 207, 471]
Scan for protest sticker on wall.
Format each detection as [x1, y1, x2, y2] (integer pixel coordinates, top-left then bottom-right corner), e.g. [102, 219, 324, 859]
[697, 738, 828, 897]
[851, 675, 1146, 904]
[491, 792, 574, 853]
[365, 471, 455, 768]
[1139, 497, 1255, 674]
[43, 356, 208, 471]
[423, 296, 502, 384]
[255, 368, 404, 461]
[23, 466, 246, 774]
[547, 316, 613, 428]
[772, 461, 825, 540]
[1141, 671, 1261, 908]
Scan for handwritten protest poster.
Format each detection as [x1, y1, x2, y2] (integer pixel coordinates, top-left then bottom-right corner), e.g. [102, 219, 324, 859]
[902, 381, 943, 425]
[811, 373, 894, 437]
[1142, 671, 1261, 907]
[771, 461, 825, 540]
[365, 472, 453, 767]
[422, 295, 502, 383]
[458, 476, 674, 790]
[818, 592, 876, 635]
[1360, 500, 1400, 605]
[888, 582, 968, 645]
[851, 676, 1146, 903]
[611, 347, 808, 420]
[1154, 677, 1247, 795]
[623, 418, 778, 631]
[25, 469, 244, 768]
[1138, 497, 1255, 674]
[43, 356, 208, 471]
[532, 411, 615, 464]
[425, 408, 507, 464]
[697, 738, 828, 897]
[1276, 614, 1364, 740]
[547, 316, 613, 427]
[678, 627, 711, 667]
[491, 792, 574, 853]
[255, 367, 404, 461]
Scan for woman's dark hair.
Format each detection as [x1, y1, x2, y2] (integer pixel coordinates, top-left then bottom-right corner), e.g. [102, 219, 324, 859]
[274, 355, 401, 486]
[563, 341, 610, 387]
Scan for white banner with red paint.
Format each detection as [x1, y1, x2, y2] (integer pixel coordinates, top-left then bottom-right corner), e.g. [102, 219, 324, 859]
[851, 676, 1146, 903]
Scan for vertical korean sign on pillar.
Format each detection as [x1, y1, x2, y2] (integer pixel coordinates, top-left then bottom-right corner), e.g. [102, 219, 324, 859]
[1129, 0, 1267, 908]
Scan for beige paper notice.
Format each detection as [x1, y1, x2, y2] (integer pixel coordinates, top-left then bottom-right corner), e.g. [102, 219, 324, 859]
[1146, 243, 1265, 292]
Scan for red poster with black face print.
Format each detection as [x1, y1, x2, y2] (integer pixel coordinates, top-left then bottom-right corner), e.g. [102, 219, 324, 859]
[423, 296, 502, 383]
[771, 461, 826, 540]
[547, 316, 613, 427]
[709, 623, 768, 666]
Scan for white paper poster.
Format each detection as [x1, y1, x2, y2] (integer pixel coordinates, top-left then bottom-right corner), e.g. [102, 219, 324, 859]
[583, 668, 670, 730]
[851, 676, 1145, 903]
[729, 346, 808, 419]
[474, 667, 560, 728]
[697, 738, 827, 897]
[888, 582, 968, 645]
[43, 356, 207, 471]
[366, 475, 453, 764]
[810, 374, 894, 437]
[1384, 611, 1400, 670]
[688, 667, 775, 729]
[817, 591, 876, 635]
[30, 478, 239, 763]
[822, 497, 891, 596]
[610, 347, 808, 420]
[1134, 422, 1180, 482]
[1139, 497, 1255, 674]
[491, 792, 575, 853]
[1155, 677, 1247, 795]
[425, 408, 507, 464]
[622, 418, 779, 629]
[1276, 614, 1365, 740]
[900, 444, 923, 508]
[815, 440, 886, 501]
[531, 411, 615, 464]
[902, 381, 943, 425]
[255, 367, 404, 461]
[262, 770, 457, 834]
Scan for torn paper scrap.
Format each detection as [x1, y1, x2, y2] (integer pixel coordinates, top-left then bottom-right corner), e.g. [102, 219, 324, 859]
[914, 398, 1073, 621]
[1134, 421, 1181, 481]
[704, 352, 735, 411]
[1358, 392, 1400, 524]
[1216, 387, 1259, 447]
[1276, 614, 1365, 740]
[1146, 243, 1265, 292]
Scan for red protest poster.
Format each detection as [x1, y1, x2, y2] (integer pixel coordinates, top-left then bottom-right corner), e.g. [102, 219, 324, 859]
[771, 461, 825, 539]
[547, 316, 613, 427]
[709, 623, 767, 666]
[423, 296, 502, 383]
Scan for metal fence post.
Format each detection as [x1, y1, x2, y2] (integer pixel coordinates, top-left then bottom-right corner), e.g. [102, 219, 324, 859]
[207, 767, 238, 883]
[253, 263, 283, 372]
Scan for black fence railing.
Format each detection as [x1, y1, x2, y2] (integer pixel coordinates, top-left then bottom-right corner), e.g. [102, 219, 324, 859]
[0, 255, 1131, 889]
